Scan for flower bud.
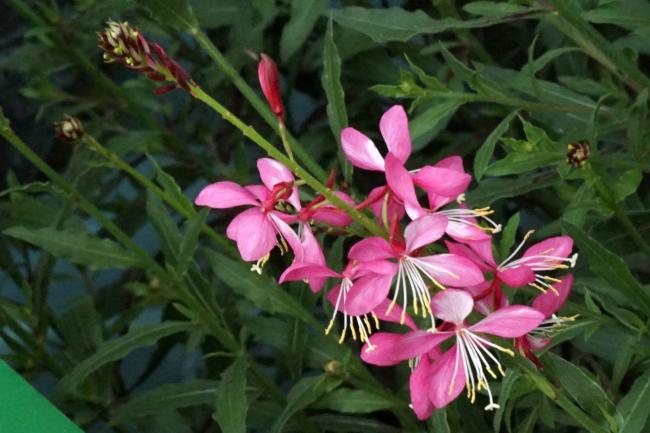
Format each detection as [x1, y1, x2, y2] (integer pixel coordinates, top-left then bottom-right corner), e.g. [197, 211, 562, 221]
[98, 20, 193, 94]
[566, 142, 589, 167]
[258, 53, 284, 120]
[55, 115, 84, 143]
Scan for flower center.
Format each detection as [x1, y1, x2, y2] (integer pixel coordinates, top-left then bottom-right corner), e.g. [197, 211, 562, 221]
[451, 328, 514, 411]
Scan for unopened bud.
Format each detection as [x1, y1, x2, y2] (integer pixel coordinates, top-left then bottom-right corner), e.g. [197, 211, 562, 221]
[324, 360, 344, 377]
[258, 53, 284, 120]
[99, 20, 193, 94]
[55, 115, 84, 143]
[566, 142, 589, 167]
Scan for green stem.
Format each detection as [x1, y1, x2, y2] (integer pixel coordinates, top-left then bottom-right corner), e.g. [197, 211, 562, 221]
[279, 122, 295, 162]
[190, 85, 387, 238]
[0, 110, 167, 279]
[83, 136, 237, 256]
[190, 28, 328, 182]
[545, 1, 650, 92]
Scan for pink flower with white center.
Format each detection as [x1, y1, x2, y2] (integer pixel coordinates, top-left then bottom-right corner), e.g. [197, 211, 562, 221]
[361, 289, 544, 417]
[448, 232, 577, 293]
[194, 158, 302, 267]
[516, 274, 575, 368]
[280, 260, 407, 346]
[348, 214, 485, 325]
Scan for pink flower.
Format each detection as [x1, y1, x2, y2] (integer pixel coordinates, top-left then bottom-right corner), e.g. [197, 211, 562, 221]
[280, 260, 408, 345]
[194, 158, 301, 265]
[362, 289, 544, 417]
[258, 53, 284, 120]
[447, 232, 577, 291]
[516, 274, 574, 368]
[298, 191, 355, 228]
[348, 215, 485, 324]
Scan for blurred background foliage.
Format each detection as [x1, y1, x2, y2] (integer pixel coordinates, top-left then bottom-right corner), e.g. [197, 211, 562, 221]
[1, 0, 649, 432]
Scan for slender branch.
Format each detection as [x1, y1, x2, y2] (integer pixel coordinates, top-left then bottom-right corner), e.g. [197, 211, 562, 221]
[190, 28, 329, 182]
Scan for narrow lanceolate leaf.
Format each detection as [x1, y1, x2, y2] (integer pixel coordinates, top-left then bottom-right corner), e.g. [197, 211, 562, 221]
[410, 100, 464, 151]
[114, 380, 219, 420]
[498, 212, 520, 262]
[270, 375, 341, 433]
[330, 7, 490, 43]
[485, 151, 564, 176]
[148, 156, 195, 216]
[322, 19, 351, 181]
[134, 0, 198, 31]
[545, 353, 618, 429]
[618, 370, 650, 433]
[492, 370, 520, 433]
[280, 0, 329, 62]
[54, 322, 197, 398]
[474, 111, 517, 181]
[207, 251, 318, 326]
[3, 226, 144, 270]
[562, 220, 650, 311]
[147, 190, 182, 262]
[214, 357, 248, 433]
[313, 388, 397, 414]
[176, 208, 208, 276]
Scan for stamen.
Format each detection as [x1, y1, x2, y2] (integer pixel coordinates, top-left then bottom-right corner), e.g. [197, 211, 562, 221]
[250, 253, 270, 274]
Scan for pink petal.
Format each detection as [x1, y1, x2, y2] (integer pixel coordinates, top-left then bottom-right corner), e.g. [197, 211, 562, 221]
[444, 241, 493, 272]
[415, 254, 485, 287]
[428, 345, 466, 409]
[353, 260, 398, 277]
[268, 212, 302, 260]
[522, 236, 574, 269]
[470, 306, 544, 337]
[226, 208, 277, 261]
[311, 192, 355, 227]
[412, 166, 471, 198]
[428, 191, 454, 211]
[410, 356, 435, 420]
[195, 181, 259, 208]
[404, 214, 447, 253]
[436, 155, 465, 171]
[384, 153, 424, 220]
[361, 331, 451, 366]
[468, 239, 497, 267]
[528, 335, 551, 350]
[367, 187, 406, 222]
[532, 274, 573, 317]
[446, 221, 492, 243]
[256, 158, 301, 210]
[497, 266, 536, 287]
[373, 298, 417, 330]
[245, 184, 271, 202]
[379, 105, 411, 164]
[341, 127, 385, 171]
[339, 273, 393, 316]
[348, 237, 395, 262]
[430, 289, 474, 325]
[279, 263, 339, 285]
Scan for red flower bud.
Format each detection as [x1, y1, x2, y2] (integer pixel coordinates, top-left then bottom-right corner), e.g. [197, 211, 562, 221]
[258, 53, 284, 120]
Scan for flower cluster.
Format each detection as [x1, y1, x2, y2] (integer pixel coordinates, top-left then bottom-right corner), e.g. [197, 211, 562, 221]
[195, 102, 577, 415]
[98, 20, 193, 94]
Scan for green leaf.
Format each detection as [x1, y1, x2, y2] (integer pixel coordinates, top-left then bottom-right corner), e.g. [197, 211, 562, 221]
[485, 152, 564, 176]
[618, 370, 650, 433]
[562, 220, 650, 311]
[628, 89, 648, 160]
[498, 212, 520, 261]
[147, 190, 182, 262]
[314, 388, 396, 414]
[467, 174, 559, 205]
[309, 414, 400, 433]
[430, 409, 451, 433]
[176, 208, 207, 276]
[206, 251, 318, 326]
[322, 20, 351, 181]
[463, 2, 535, 17]
[148, 156, 195, 216]
[330, 7, 488, 43]
[611, 168, 643, 203]
[493, 370, 520, 433]
[214, 357, 248, 433]
[134, 0, 198, 31]
[545, 353, 618, 429]
[54, 322, 197, 398]
[3, 226, 144, 270]
[270, 375, 341, 433]
[474, 111, 517, 181]
[280, 0, 328, 62]
[410, 100, 464, 151]
[114, 380, 218, 420]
